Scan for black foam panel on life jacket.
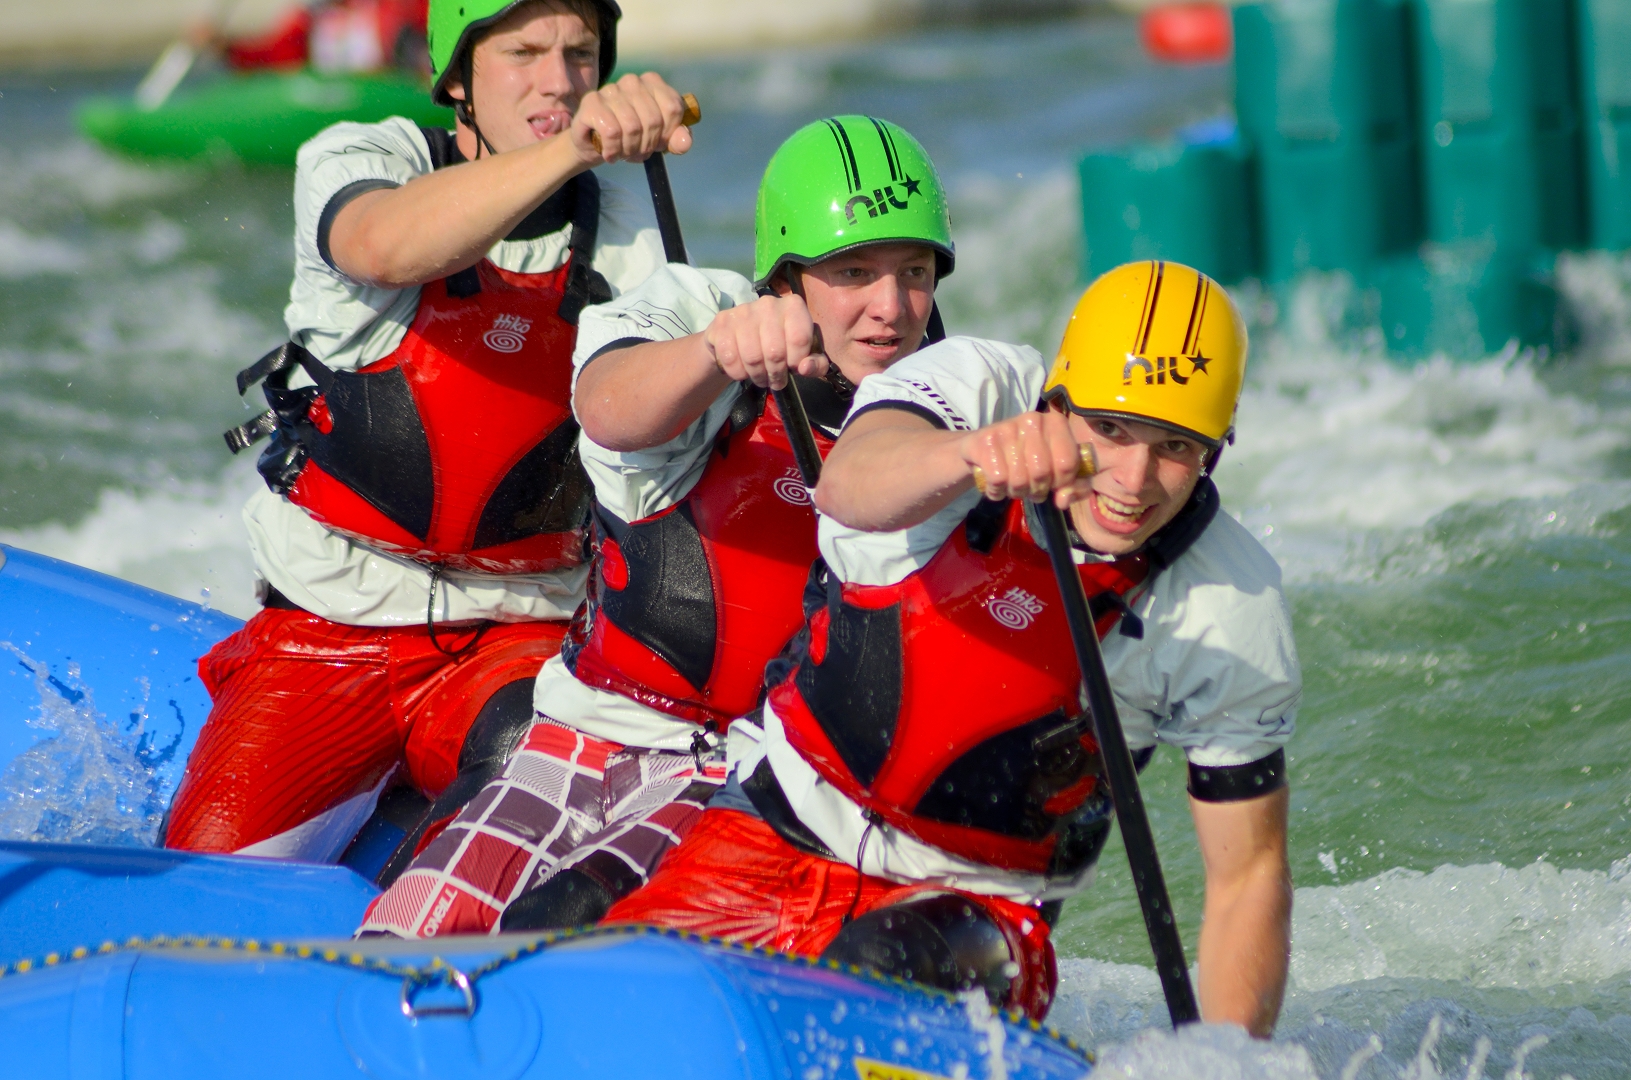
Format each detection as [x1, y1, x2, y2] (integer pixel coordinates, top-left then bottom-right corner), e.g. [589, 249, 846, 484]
[597, 503, 717, 692]
[914, 708, 1099, 841]
[303, 365, 436, 541]
[1046, 744, 1154, 880]
[794, 600, 903, 789]
[472, 419, 594, 550]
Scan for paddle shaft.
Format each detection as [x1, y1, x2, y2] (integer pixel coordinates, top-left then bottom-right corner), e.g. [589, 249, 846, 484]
[632, 96, 820, 488]
[1033, 495, 1200, 1027]
[775, 275, 825, 487]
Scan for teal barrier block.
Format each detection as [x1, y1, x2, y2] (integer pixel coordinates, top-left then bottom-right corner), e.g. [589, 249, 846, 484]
[1413, 0, 1585, 251]
[1077, 135, 1258, 283]
[1578, 0, 1631, 250]
[1370, 242, 1565, 358]
[1233, 0, 1420, 280]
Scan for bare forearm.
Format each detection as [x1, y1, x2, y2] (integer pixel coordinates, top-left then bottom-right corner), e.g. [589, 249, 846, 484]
[1196, 855, 1291, 1034]
[1192, 789, 1293, 1036]
[814, 414, 974, 531]
[330, 135, 585, 288]
[575, 336, 733, 451]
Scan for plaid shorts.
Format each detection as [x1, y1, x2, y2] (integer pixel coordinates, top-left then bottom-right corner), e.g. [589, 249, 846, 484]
[358, 717, 725, 937]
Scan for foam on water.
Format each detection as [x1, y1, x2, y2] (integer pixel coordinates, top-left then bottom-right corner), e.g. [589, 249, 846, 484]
[1220, 275, 1631, 586]
[1051, 855, 1631, 1078]
[0, 465, 263, 619]
[0, 139, 195, 216]
[0, 646, 169, 846]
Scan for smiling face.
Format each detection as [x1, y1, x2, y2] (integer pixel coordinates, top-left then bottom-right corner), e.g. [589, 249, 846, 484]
[1064, 409, 1209, 556]
[445, 1, 599, 154]
[778, 243, 937, 383]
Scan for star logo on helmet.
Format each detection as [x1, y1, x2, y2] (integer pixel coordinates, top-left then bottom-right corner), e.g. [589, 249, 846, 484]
[1189, 353, 1211, 375]
[902, 174, 922, 198]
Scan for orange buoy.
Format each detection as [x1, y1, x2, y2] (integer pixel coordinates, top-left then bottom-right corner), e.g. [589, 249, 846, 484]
[1140, 2, 1233, 65]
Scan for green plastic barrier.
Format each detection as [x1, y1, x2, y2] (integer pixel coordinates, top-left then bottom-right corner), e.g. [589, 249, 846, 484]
[1233, 0, 1419, 281]
[1578, 0, 1631, 250]
[1372, 241, 1565, 358]
[1077, 135, 1258, 284]
[1412, 0, 1585, 250]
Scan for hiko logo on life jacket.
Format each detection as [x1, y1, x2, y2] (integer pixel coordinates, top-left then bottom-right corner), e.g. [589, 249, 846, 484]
[987, 586, 1045, 631]
[1122, 352, 1212, 386]
[773, 467, 814, 506]
[483, 313, 533, 353]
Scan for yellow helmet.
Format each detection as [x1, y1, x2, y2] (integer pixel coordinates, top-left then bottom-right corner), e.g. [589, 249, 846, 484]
[1044, 261, 1246, 449]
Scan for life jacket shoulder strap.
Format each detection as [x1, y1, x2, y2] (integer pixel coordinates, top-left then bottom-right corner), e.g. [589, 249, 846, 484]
[557, 172, 612, 326]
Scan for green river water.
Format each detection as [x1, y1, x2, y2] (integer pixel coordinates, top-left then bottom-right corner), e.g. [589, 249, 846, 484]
[2, 13, 1630, 1078]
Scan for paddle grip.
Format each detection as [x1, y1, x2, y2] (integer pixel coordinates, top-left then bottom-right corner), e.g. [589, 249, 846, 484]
[590, 93, 701, 153]
[971, 443, 1097, 496]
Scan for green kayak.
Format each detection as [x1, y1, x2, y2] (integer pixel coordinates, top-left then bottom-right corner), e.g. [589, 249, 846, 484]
[76, 70, 454, 165]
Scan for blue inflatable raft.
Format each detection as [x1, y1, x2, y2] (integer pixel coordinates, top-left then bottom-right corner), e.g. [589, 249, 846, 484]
[0, 546, 1093, 1078]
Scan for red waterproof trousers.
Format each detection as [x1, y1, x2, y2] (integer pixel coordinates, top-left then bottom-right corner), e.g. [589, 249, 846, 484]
[164, 607, 566, 853]
[604, 808, 1058, 1019]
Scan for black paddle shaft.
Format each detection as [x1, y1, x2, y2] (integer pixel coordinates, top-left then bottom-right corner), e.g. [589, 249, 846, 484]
[1033, 496, 1201, 1027]
[642, 152, 822, 486]
[644, 154, 689, 265]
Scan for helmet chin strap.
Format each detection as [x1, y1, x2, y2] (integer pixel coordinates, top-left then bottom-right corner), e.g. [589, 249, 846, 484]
[1202, 429, 1235, 476]
[454, 50, 499, 160]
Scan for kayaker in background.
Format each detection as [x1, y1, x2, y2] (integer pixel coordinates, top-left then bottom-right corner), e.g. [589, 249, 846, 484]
[606, 261, 1300, 1030]
[359, 117, 958, 937]
[163, 0, 683, 861]
[201, 0, 431, 75]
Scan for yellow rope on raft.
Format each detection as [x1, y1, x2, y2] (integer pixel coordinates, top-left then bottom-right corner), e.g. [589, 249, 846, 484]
[0, 921, 1087, 1058]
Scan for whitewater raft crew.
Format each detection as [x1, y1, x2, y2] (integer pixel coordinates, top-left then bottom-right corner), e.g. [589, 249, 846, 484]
[167, 0, 1299, 1031]
[163, 0, 687, 858]
[359, 116, 957, 935]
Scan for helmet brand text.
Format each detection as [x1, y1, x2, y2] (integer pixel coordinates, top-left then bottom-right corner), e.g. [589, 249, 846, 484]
[1122, 353, 1211, 386]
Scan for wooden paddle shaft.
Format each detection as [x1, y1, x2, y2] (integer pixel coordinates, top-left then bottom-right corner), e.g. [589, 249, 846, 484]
[590, 93, 701, 153]
[971, 443, 1096, 495]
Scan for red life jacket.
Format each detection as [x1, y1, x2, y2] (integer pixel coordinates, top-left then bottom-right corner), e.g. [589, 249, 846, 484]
[228, 170, 609, 577]
[766, 483, 1217, 877]
[563, 388, 835, 729]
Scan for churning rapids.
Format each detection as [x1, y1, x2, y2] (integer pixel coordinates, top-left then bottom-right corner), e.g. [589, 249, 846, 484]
[3, 13, 1630, 1078]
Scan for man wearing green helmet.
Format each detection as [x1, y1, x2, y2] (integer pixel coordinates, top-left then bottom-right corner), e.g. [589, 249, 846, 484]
[167, 0, 694, 861]
[356, 116, 957, 937]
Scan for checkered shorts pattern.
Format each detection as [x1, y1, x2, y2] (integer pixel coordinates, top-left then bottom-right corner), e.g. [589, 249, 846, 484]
[358, 717, 725, 938]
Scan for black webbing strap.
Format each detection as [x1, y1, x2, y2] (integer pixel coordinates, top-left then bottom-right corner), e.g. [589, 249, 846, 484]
[222, 342, 334, 454]
[557, 173, 611, 326]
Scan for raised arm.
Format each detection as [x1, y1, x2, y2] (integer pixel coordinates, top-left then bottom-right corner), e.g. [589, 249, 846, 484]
[814, 406, 1095, 533]
[575, 293, 826, 453]
[1190, 787, 1293, 1036]
[328, 74, 691, 289]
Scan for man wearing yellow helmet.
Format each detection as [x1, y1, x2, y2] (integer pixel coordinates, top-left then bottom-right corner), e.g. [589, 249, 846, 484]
[166, 0, 692, 860]
[609, 261, 1298, 1031]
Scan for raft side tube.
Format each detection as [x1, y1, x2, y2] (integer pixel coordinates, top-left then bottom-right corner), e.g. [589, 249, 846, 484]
[0, 931, 1093, 1079]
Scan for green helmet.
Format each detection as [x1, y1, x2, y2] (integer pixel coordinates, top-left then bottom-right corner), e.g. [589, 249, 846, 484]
[754, 116, 954, 290]
[428, 0, 621, 107]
